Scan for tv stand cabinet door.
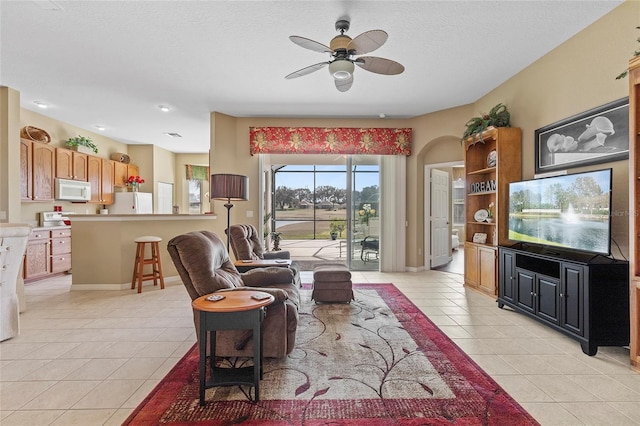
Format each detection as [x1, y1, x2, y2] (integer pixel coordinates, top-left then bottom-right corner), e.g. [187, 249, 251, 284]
[499, 249, 516, 304]
[537, 276, 560, 325]
[561, 264, 584, 336]
[515, 269, 535, 314]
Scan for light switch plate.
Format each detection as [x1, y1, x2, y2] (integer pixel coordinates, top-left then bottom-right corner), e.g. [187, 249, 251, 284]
[246, 210, 253, 218]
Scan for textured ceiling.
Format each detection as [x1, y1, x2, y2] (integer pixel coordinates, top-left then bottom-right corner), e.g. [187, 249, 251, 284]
[0, 1, 622, 153]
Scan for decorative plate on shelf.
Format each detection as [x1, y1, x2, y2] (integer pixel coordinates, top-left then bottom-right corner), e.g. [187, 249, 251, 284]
[474, 209, 489, 222]
[487, 150, 497, 168]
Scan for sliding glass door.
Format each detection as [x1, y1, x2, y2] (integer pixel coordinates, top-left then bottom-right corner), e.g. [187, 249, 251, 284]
[348, 156, 380, 271]
[269, 155, 380, 271]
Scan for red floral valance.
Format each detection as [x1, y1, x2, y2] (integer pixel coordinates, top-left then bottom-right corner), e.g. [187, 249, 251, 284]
[249, 127, 412, 156]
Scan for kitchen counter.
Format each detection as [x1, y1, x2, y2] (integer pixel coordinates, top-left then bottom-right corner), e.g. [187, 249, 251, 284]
[69, 214, 219, 290]
[31, 225, 71, 231]
[71, 214, 217, 221]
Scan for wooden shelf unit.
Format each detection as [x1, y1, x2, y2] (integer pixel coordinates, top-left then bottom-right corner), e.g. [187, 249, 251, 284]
[628, 56, 640, 370]
[463, 127, 521, 297]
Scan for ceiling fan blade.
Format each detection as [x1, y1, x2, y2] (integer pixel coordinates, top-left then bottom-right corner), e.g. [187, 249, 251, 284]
[334, 75, 353, 92]
[355, 56, 405, 75]
[289, 36, 333, 53]
[285, 62, 329, 79]
[346, 30, 388, 54]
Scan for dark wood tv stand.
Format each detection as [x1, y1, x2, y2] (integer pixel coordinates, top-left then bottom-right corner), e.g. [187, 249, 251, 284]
[498, 243, 629, 356]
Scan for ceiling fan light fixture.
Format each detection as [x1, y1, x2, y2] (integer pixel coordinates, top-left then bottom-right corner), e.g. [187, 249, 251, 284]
[329, 60, 354, 80]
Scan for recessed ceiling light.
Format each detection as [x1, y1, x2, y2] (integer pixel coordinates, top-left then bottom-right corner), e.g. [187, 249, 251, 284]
[33, 100, 48, 109]
[95, 125, 106, 131]
[163, 132, 182, 138]
[158, 105, 170, 112]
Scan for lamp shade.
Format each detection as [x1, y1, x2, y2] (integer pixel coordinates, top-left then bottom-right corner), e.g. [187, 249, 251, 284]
[328, 60, 354, 80]
[210, 174, 249, 201]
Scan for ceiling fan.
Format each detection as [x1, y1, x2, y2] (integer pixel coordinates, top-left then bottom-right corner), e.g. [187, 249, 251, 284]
[285, 19, 405, 92]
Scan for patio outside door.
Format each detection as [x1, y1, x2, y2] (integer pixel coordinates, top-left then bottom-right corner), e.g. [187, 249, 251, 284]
[348, 156, 380, 271]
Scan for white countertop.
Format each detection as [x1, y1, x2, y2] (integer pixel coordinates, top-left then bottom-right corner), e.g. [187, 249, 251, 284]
[70, 214, 217, 221]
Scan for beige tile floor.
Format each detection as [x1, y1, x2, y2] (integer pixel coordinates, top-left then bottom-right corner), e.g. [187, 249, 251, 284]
[1, 270, 639, 425]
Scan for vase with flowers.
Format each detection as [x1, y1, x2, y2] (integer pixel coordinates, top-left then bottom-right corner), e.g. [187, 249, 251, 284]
[127, 175, 145, 192]
[359, 203, 376, 226]
[486, 202, 494, 223]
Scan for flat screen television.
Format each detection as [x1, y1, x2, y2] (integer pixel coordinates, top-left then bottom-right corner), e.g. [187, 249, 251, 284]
[507, 168, 612, 255]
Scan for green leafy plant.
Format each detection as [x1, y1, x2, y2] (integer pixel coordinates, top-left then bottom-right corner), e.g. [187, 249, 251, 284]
[66, 135, 98, 154]
[330, 218, 346, 238]
[616, 26, 640, 80]
[270, 231, 282, 251]
[263, 212, 272, 240]
[461, 103, 511, 143]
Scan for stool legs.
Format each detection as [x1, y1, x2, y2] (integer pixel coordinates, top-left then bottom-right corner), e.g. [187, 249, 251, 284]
[151, 242, 165, 290]
[131, 241, 164, 293]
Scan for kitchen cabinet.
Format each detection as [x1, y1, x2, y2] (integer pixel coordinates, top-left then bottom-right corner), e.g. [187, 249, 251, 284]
[114, 162, 139, 187]
[498, 245, 629, 356]
[24, 227, 73, 282]
[20, 140, 55, 202]
[87, 156, 115, 204]
[32, 142, 56, 201]
[24, 230, 50, 280]
[50, 228, 71, 273]
[55, 147, 88, 181]
[20, 138, 32, 200]
[87, 155, 102, 203]
[101, 159, 115, 204]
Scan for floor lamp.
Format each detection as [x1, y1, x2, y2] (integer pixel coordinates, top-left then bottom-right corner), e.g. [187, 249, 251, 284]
[210, 173, 249, 253]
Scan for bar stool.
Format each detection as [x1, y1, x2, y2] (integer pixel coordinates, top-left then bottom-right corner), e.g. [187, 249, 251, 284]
[131, 236, 165, 293]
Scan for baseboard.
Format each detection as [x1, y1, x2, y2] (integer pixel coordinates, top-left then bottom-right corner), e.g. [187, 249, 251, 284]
[405, 266, 424, 272]
[71, 275, 181, 291]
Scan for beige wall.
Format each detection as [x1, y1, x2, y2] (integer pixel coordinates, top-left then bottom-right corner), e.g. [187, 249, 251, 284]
[127, 145, 153, 193]
[2, 1, 637, 270]
[209, 2, 638, 268]
[174, 153, 210, 214]
[0, 87, 21, 223]
[152, 145, 176, 212]
[472, 1, 636, 258]
[18, 108, 134, 221]
[20, 109, 130, 157]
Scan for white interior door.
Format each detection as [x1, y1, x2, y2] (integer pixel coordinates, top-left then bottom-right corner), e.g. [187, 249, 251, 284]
[430, 169, 451, 268]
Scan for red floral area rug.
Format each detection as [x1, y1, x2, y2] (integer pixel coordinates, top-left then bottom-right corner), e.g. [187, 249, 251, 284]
[124, 284, 538, 425]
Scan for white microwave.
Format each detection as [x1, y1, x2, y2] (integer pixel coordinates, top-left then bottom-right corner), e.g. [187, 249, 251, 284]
[55, 178, 91, 201]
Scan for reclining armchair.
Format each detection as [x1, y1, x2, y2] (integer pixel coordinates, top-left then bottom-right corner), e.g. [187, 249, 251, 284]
[227, 224, 301, 287]
[167, 230, 299, 358]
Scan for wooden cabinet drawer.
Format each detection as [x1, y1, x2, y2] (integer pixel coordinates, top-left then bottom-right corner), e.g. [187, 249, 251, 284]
[51, 254, 71, 273]
[51, 237, 71, 255]
[29, 230, 50, 241]
[51, 228, 71, 238]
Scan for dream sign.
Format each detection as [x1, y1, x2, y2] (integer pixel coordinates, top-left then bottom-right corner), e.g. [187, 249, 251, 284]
[469, 180, 496, 194]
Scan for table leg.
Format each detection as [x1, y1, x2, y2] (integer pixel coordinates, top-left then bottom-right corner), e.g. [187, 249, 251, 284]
[253, 309, 262, 401]
[198, 315, 206, 406]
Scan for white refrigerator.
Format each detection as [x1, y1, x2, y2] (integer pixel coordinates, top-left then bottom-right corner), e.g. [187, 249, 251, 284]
[110, 192, 153, 214]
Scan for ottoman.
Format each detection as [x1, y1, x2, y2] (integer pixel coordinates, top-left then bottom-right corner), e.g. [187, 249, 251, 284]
[312, 263, 353, 303]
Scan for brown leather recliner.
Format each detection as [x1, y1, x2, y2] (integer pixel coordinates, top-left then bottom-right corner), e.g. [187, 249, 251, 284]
[227, 224, 301, 286]
[167, 230, 299, 358]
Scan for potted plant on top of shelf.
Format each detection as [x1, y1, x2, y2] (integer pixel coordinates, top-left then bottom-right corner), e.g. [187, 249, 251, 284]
[461, 103, 511, 144]
[615, 25, 640, 80]
[66, 135, 98, 154]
